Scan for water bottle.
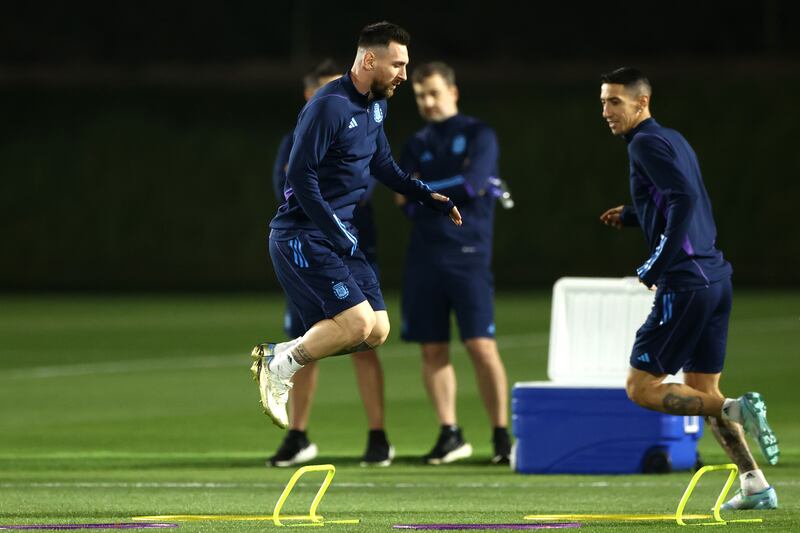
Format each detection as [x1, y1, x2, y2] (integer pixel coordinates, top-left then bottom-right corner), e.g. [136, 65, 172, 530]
[488, 177, 514, 209]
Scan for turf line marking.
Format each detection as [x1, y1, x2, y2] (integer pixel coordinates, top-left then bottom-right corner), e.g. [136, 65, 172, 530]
[3, 479, 798, 489]
[0, 333, 549, 380]
[0, 355, 241, 380]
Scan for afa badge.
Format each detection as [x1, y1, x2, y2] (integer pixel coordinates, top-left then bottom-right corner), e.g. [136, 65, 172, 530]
[373, 103, 384, 123]
[452, 134, 466, 154]
[332, 282, 350, 300]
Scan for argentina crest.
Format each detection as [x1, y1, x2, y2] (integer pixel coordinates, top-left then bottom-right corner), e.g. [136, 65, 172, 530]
[373, 102, 383, 123]
[452, 134, 466, 154]
[332, 281, 350, 300]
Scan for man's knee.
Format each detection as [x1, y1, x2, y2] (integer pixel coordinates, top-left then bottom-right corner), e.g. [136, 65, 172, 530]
[339, 305, 376, 346]
[626, 370, 660, 407]
[365, 311, 390, 347]
[625, 376, 646, 406]
[464, 337, 500, 363]
[421, 343, 450, 366]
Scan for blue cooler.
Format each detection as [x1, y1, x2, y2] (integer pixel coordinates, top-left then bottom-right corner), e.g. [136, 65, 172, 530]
[512, 384, 703, 474]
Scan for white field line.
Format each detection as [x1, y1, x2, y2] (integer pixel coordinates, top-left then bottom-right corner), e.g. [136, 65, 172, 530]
[1, 480, 799, 490]
[5, 311, 796, 381]
[0, 333, 548, 381]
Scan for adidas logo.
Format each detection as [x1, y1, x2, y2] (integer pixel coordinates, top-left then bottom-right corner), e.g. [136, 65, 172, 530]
[637, 353, 651, 363]
[348, 117, 358, 129]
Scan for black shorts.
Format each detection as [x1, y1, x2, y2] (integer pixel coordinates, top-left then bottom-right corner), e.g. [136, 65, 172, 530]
[269, 228, 385, 336]
[401, 261, 495, 343]
[631, 278, 732, 375]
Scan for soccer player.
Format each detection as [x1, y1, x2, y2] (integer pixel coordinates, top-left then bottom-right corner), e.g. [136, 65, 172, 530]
[397, 62, 511, 465]
[268, 59, 393, 467]
[598, 67, 779, 510]
[251, 23, 461, 439]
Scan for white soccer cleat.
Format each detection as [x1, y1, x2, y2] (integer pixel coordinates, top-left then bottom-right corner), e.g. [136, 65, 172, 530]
[720, 487, 778, 510]
[251, 343, 292, 429]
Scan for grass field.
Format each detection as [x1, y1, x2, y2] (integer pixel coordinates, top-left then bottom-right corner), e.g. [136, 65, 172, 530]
[0, 291, 798, 531]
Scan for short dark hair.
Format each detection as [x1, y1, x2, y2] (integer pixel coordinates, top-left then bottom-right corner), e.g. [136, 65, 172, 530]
[411, 61, 456, 86]
[304, 58, 341, 90]
[600, 67, 652, 96]
[357, 21, 410, 48]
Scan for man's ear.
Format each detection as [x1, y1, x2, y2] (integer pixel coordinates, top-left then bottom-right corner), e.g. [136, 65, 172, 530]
[363, 50, 376, 71]
[638, 94, 650, 111]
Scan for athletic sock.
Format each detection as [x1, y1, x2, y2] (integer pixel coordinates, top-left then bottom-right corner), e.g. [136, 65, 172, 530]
[721, 398, 743, 423]
[493, 427, 509, 439]
[269, 339, 305, 379]
[493, 427, 510, 444]
[286, 429, 308, 443]
[368, 429, 389, 446]
[274, 337, 302, 357]
[740, 469, 769, 495]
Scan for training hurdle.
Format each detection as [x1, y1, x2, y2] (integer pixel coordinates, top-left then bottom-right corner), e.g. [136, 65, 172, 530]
[525, 463, 765, 527]
[675, 464, 763, 526]
[134, 464, 360, 527]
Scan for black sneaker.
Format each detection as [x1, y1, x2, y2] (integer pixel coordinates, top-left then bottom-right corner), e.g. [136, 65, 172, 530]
[491, 427, 511, 465]
[268, 430, 318, 467]
[423, 426, 473, 465]
[360, 429, 395, 467]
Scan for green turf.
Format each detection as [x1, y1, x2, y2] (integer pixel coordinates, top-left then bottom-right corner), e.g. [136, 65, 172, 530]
[0, 291, 797, 531]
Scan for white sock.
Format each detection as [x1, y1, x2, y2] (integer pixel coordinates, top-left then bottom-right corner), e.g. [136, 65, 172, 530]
[721, 398, 742, 423]
[740, 469, 769, 495]
[275, 337, 301, 355]
[269, 338, 304, 379]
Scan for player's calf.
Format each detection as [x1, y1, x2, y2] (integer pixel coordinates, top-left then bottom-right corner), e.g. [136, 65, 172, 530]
[626, 368, 722, 416]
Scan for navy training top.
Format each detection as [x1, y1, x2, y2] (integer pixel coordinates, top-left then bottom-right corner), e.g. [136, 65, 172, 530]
[272, 129, 378, 261]
[270, 72, 453, 256]
[619, 118, 732, 289]
[400, 114, 498, 265]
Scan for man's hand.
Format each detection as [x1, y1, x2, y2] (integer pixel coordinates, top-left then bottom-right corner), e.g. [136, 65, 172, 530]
[431, 192, 462, 226]
[600, 205, 625, 229]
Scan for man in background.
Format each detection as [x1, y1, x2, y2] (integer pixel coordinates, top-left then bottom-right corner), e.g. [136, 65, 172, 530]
[397, 62, 511, 465]
[268, 59, 392, 467]
[599, 66, 779, 510]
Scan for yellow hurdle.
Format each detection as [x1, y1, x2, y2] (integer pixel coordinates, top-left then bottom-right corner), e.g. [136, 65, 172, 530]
[132, 463, 360, 527]
[675, 463, 763, 526]
[523, 514, 712, 522]
[272, 463, 360, 527]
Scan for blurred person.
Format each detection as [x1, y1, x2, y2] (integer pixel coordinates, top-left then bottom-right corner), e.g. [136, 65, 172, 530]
[598, 67, 779, 509]
[268, 59, 392, 467]
[397, 62, 510, 465]
[251, 22, 461, 446]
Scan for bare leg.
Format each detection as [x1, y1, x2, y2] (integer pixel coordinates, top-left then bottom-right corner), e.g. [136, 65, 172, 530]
[296, 301, 379, 361]
[352, 349, 385, 429]
[287, 361, 319, 431]
[421, 342, 457, 425]
[684, 372, 758, 472]
[290, 310, 389, 428]
[463, 337, 508, 427]
[626, 367, 725, 416]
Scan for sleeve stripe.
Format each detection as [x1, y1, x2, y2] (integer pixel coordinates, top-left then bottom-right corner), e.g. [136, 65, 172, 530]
[333, 214, 358, 256]
[426, 175, 465, 191]
[637, 233, 667, 277]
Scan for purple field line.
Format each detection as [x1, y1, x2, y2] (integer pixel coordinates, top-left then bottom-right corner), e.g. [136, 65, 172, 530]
[393, 523, 581, 530]
[0, 524, 178, 530]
